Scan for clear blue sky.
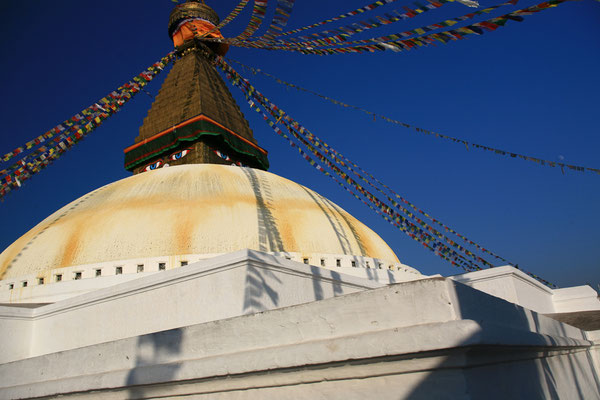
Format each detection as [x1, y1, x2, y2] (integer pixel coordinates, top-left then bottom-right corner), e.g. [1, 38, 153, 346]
[0, 0, 598, 288]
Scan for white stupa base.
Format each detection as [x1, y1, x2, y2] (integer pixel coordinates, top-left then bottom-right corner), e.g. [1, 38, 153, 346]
[0, 250, 598, 399]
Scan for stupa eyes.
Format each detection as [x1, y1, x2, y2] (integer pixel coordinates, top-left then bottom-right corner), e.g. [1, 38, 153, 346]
[213, 149, 247, 167]
[170, 149, 190, 161]
[214, 150, 232, 161]
[143, 161, 163, 172]
[139, 149, 190, 173]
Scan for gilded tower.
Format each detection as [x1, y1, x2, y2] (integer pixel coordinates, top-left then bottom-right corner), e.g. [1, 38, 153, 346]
[124, 0, 269, 174]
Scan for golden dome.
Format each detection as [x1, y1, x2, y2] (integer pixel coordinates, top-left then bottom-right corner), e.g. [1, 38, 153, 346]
[0, 165, 400, 279]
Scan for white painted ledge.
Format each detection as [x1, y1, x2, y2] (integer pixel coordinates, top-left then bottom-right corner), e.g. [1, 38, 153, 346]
[0, 276, 597, 399]
[451, 265, 600, 315]
[0, 250, 384, 364]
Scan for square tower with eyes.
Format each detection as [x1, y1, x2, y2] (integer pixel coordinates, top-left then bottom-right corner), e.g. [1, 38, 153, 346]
[124, 1, 269, 175]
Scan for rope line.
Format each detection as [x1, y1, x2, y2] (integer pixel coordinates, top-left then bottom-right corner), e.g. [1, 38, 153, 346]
[229, 58, 599, 177]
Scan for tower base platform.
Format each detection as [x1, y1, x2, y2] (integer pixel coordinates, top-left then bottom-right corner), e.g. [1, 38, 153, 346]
[0, 250, 598, 399]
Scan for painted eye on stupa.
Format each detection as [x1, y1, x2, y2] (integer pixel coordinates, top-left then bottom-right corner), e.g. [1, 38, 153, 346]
[143, 161, 163, 172]
[214, 150, 232, 161]
[170, 149, 190, 161]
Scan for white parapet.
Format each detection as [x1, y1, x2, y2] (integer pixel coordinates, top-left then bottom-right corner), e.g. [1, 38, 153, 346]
[0, 250, 384, 364]
[0, 254, 597, 399]
[0, 251, 419, 304]
[451, 265, 600, 315]
[553, 285, 600, 313]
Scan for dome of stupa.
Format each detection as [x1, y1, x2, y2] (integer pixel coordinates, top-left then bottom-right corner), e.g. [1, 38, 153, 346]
[0, 164, 401, 280]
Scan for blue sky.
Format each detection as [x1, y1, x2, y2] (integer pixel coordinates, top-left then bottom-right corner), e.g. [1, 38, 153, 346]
[0, 0, 598, 288]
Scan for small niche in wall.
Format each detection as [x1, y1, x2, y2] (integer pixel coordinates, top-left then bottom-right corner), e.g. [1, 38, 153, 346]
[55, 274, 62, 282]
[320, 259, 326, 267]
[351, 261, 357, 267]
[303, 258, 309, 265]
[180, 261, 188, 267]
[336, 259, 341, 267]
[115, 266, 123, 275]
[74, 272, 82, 280]
[22, 281, 28, 288]
[38, 277, 44, 285]
[95, 269, 102, 277]
[8, 283, 14, 290]
[137, 264, 144, 273]
[158, 262, 166, 271]
[366, 261, 370, 269]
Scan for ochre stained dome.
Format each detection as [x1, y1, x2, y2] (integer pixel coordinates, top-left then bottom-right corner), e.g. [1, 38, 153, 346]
[0, 165, 399, 279]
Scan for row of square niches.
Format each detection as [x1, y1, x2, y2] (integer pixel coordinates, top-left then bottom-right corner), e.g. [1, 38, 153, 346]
[5, 261, 189, 290]
[4, 255, 406, 291]
[300, 257, 393, 270]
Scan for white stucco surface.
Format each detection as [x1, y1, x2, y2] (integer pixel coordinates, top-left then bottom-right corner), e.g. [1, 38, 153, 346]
[0, 259, 597, 399]
[0, 250, 383, 364]
[0, 251, 419, 304]
[451, 266, 600, 315]
[553, 285, 600, 313]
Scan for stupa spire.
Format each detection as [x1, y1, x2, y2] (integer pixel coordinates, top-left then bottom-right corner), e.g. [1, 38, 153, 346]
[124, 1, 269, 174]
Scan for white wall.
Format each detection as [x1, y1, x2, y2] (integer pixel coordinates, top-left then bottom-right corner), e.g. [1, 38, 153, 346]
[0, 306, 33, 363]
[0, 250, 383, 364]
[451, 266, 600, 315]
[0, 251, 418, 304]
[553, 285, 600, 313]
[3, 253, 598, 367]
[0, 276, 597, 400]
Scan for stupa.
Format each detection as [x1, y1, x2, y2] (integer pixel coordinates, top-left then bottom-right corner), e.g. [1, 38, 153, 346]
[0, 0, 414, 293]
[0, 2, 598, 398]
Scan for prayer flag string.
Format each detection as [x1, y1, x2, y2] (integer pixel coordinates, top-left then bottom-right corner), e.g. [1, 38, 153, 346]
[255, 0, 402, 40]
[216, 57, 558, 288]
[262, 0, 297, 39]
[229, 59, 519, 266]
[232, 0, 270, 41]
[194, 0, 251, 41]
[240, 85, 479, 271]
[245, 0, 476, 45]
[270, 0, 404, 38]
[337, 0, 519, 48]
[277, 0, 519, 51]
[233, 0, 480, 50]
[229, 59, 599, 177]
[219, 61, 485, 270]
[219, 60, 497, 271]
[0, 52, 175, 199]
[217, 0, 252, 30]
[231, 0, 573, 56]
